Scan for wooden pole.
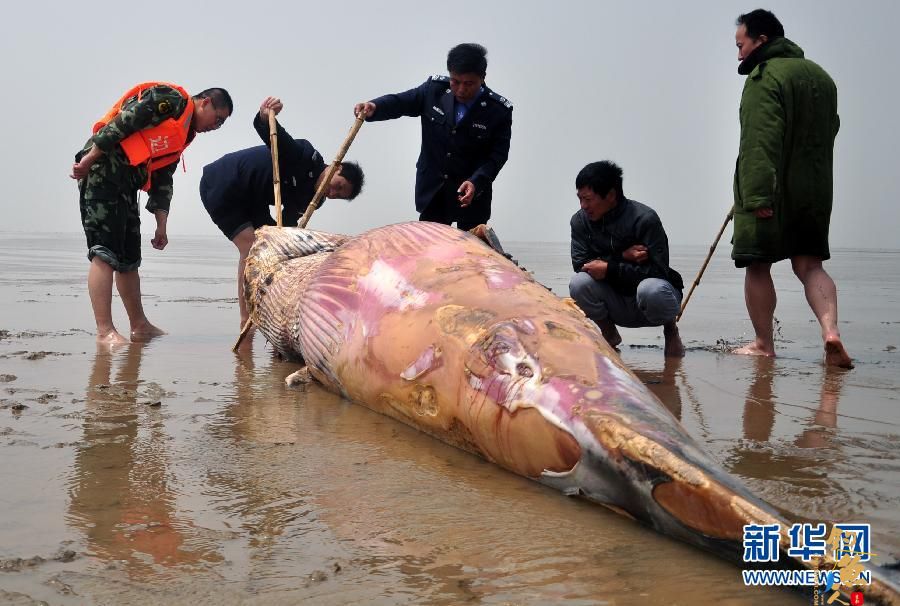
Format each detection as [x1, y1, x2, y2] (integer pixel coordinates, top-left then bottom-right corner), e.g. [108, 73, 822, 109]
[269, 111, 283, 227]
[676, 208, 734, 322]
[233, 110, 283, 351]
[232, 317, 254, 352]
[233, 112, 364, 351]
[297, 113, 366, 228]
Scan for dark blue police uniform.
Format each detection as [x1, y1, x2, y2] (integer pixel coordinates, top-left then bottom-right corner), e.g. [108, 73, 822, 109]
[200, 114, 326, 239]
[367, 75, 513, 230]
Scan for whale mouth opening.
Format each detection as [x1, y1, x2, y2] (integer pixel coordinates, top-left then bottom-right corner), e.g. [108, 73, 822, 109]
[587, 414, 779, 542]
[651, 479, 747, 541]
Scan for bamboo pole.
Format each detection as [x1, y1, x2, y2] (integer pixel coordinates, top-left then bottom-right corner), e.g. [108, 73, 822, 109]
[297, 113, 366, 228]
[269, 111, 283, 227]
[233, 112, 365, 352]
[676, 208, 734, 322]
[232, 317, 253, 352]
[232, 110, 284, 352]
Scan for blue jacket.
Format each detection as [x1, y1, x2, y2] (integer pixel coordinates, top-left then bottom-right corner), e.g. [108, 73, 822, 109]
[201, 114, 326, 227]
[367, 75, 513, 212]
[570, 197, 683, 295]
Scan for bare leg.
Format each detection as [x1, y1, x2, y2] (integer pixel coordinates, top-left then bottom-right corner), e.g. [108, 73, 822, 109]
[596, 318, 622, 349]
[791, 255, 852, 368]
[734, 262, 776, 357]
[663, 321, 685, 357]
[88, 257, 128, 344]
[232, 227, 256, 330]
[116, 269, 165, 340]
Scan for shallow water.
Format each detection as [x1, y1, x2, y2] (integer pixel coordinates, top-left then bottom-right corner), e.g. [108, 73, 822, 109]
[0, 232, 897, 605]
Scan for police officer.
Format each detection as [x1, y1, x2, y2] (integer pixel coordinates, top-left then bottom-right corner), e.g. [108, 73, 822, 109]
[354, 43, 512, 230]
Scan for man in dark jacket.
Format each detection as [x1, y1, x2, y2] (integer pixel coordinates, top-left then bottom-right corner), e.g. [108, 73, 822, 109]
[353, 43, 512, 230]
[568, 161, 685, 357]
[200, 97, 365, 328]
[732, 9, 851, 367]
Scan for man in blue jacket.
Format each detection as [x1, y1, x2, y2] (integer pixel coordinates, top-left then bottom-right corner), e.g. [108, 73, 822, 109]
[568, 161, 685, 357]
[200, 97, 364, 328]
[353, 43, 512, 230]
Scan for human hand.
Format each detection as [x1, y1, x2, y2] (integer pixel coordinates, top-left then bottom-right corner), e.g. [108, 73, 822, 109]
[151, 229, 168, 250]
[457, 181, 476, 206]
[259, 96, 283, 121]
[354, 101, 376, 118]
[70, 145, 102, 179]
[582, 259, 608, 280]
[754, 208, 774, 219]
[622, 244, 649, 264]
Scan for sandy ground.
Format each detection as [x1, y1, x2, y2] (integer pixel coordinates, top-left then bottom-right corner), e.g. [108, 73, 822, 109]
[0, 232, 897, 605]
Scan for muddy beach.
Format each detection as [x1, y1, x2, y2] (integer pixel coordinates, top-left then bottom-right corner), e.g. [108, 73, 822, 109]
[1, 232, 898, 605]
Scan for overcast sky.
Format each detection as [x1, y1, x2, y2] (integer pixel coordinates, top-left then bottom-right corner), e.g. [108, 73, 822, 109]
[3, 0, 897, 248]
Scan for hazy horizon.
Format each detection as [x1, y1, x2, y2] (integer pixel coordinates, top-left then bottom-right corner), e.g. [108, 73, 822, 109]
[4, 0, 897, 249]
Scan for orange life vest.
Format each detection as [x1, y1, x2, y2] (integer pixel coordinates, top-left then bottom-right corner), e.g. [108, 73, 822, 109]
[93, 82, 194, 191]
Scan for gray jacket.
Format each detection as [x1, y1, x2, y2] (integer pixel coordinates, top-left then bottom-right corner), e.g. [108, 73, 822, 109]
[570, 197, 683, 295]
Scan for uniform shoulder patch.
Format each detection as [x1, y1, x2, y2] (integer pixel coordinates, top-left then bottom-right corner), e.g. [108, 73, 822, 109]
[487, 91, 513, 110]
[428, 74, 450, 83]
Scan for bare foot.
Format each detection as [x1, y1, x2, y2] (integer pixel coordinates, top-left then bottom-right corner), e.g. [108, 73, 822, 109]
[824, 337, 853, 369]
[663, 322, 685, 358]
[130, 321, 166, 342]
[97, 330, 129, 345]
[733, 340, 775, 357]
[596, 319, 622, 348]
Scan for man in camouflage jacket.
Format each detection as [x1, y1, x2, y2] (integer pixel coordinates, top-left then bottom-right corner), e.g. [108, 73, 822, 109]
[71, 83, 232, 344]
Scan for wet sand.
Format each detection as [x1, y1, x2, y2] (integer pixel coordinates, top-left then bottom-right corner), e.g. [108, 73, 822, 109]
[1, 232, 898, 605]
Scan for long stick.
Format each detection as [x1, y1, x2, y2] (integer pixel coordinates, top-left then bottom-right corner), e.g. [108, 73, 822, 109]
[232, 317, 253, 352]
[233, 113, 284, 351]
[233, 113, 364, 351]
[269, 111, 283, 227]
[676, 208, 734, 322]
[297, 113, 366, 228]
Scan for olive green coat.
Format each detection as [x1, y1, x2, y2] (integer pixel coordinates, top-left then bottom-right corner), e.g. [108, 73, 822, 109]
[732, 37, 839, 265]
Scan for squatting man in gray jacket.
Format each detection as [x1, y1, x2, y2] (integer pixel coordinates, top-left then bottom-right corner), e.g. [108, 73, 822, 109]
[568, 161, 685, 357]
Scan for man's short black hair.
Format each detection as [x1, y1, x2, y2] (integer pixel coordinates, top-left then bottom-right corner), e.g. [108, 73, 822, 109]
[736, 9, 784, 41]
[340, 161, 365, 200]
[195, 88, 234, 115]
[575, 161, 624, 199]
[447, 43, 488, 77]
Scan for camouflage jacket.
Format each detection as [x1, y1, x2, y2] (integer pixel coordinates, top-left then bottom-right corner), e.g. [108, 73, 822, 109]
[78, 84, 193, 214]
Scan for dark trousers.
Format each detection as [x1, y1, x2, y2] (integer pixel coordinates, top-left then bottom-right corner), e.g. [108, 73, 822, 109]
[419, 183, 491, 231]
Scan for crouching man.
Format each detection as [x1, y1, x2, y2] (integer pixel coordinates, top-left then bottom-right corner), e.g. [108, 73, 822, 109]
[568, 161, 685, 357]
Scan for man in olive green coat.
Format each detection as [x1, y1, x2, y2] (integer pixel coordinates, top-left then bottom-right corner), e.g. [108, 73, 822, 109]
[732, 9, 852, 368]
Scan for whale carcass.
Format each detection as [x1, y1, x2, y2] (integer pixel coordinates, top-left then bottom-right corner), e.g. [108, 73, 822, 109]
[244, 221, 899, 605]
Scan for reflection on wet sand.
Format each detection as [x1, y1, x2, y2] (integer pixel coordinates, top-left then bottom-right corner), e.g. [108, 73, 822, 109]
[229, 342, 305, 446]
[198, 346, 791, 605]
[742, 356, 777, 442]
[212, 348, 586, 602]
[67, 343, 221, 577]
[3, 236, 897, 604]
[730, 356, 850, 519]
[739, 356, 847, 448]
[633, 356, 684, 421]
[794, 367, 845, 449]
